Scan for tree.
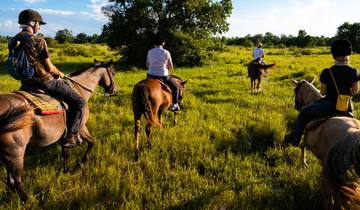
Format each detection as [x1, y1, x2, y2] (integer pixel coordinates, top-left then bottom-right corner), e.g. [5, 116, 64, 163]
[336, 22, 360, 53]
[102, 0, 232, 66]
[55, 29, 74, 43]
[74, 33, 89, 43]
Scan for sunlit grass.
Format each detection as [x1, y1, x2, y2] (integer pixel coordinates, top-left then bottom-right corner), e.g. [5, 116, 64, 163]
[0, 42, 358, 209]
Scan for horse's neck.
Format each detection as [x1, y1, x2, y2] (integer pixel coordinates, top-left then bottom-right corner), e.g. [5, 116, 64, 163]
[303, 84, 322, 106]
[70, 68, 102, 102]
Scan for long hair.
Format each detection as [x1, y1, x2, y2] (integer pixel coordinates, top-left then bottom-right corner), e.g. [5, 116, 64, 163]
[0, 105, 33, 134]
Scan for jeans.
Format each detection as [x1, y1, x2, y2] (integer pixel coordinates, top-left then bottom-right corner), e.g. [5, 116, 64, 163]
[147, 74, 179, 104]
[291, 99, 335, 140]
[23, 78, 85, 134]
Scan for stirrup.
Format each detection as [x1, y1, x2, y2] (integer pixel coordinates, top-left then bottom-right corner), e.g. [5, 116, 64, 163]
[169, 103, 180, 112]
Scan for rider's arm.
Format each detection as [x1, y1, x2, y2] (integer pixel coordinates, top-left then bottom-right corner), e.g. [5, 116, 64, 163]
[320, 82, 327, 96]
[43, 58, 64, 78]
[167, 51, 173, 70]
[351, 82, 359, 96]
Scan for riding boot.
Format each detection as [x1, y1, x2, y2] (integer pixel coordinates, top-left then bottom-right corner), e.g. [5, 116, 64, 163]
[169, 103, 180, 112]
[63, 133, 78, 147]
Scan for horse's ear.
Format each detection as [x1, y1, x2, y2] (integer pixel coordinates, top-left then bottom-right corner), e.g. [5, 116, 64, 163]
[308, 77, 316, 84]
[106, 59, 114, 67]
[292, 79, 299, 86]
[181, 80, 187, 86]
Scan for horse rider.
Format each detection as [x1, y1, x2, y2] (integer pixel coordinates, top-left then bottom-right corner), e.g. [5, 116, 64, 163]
[284, 39, 360, 147]
[248, 42, 267, 77]
[9, 9, 85, 147]
[252, 42, 266, 65]
[146, 34, 180, 111]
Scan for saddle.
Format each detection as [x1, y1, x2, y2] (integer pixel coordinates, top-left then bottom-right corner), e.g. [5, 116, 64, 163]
[305, 112, 353, 132]
[147, 78, 172, 93]
[15, 78, 77, 115]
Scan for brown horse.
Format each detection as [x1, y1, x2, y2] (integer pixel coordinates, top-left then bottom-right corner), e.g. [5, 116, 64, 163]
[132, 76, 186, 159]
[0, 59, 116, 201]
[247, 62, 275, 93]
[292, 79, 360, 209]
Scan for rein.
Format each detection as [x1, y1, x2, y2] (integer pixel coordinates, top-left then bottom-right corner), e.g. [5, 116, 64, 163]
[64, 76, 93, 93]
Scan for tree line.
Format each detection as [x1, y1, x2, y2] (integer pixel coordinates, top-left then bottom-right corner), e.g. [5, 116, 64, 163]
[222, 22, 360, 53]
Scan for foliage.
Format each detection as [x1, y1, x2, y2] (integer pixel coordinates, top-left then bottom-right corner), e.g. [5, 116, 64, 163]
[224, 29, 334, 48]
[336, 22, 360, 53]
[55, 29, 74, 44]
[101, 0, 232, 67]
[0, 43, 359, 209]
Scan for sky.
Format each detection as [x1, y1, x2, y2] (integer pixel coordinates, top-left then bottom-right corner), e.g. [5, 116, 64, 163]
[0, 0, 359, 38]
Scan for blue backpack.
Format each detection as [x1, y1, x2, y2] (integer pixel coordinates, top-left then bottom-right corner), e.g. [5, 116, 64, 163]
[6, 35, 35, 81]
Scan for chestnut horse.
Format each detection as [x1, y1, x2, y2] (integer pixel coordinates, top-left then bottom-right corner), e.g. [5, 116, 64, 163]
[0, 59, 116, 201]
[247, 62, 275, 93]
[132, 76, 186, 159]
[292, 79, 360, 209]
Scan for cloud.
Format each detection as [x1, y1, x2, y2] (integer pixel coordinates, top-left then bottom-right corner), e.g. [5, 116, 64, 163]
[86, 0, 111, 21]
[22, 0, 45, 3]
[225, 0, 360, 37]
[0, 19, 17, 31]
[37, 8, 76, 16]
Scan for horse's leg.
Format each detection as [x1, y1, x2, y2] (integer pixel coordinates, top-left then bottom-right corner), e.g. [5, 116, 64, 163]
[251, 79, 254, 94]
[3, 146, 28, 201]
[173, 111, 178, 126]
[146, 122, 152, 149]
[301, 146, 308, 167]
[73, 126, 95, 171]
[61, 146, 70, 173]
[257, 79, 261, 92]
[321, 174, 334, 210]
[158, 110, 163, 126]
[134, 112, 142, 160]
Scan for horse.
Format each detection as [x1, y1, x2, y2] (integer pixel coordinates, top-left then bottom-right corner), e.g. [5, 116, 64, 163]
[0, 59, 117, 201]
[291, 79, 360, 209]
[247, 61, 275, 94]
[132, 76, 186, 159]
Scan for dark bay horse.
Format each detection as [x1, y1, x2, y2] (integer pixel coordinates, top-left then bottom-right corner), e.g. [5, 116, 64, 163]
[132, 76, 186, 159]
[247, 62, 275, 93]
[0, 59, 116, 201]
[292, 79, 360, 209]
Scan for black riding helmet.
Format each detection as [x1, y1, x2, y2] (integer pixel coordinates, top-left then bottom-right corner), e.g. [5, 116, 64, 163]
[331, 39, 352, 58]
[18, 9, 46, 25]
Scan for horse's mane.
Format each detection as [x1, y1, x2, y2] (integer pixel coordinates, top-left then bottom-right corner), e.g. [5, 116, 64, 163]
[324, 132, 360, 207]
[69, 64, 95, 77]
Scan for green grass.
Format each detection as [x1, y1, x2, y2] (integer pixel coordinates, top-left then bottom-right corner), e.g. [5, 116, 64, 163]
[0, 42, 359, 209]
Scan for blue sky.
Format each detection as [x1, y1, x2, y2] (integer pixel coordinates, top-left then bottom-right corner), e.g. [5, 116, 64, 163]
[0, 0, 359, 38]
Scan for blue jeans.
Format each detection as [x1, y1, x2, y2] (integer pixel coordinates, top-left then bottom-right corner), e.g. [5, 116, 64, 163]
[291, 99, 335, 140]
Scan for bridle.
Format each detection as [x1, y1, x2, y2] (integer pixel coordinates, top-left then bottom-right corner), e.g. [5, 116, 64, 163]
[294, 80, 306, 111]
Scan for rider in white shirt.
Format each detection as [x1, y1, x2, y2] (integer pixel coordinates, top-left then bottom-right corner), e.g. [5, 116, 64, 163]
[252, 42, 266, 64]
[146, 34, 180, 111]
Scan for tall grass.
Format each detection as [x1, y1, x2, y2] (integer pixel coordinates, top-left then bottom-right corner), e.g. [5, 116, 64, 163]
[0, 42, 359, 209]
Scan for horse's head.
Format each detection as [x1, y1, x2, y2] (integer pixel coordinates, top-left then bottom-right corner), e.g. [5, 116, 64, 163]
[292, 77, 321, 110]
[172, 75, 187, 105]
[94, 59, 117, 96]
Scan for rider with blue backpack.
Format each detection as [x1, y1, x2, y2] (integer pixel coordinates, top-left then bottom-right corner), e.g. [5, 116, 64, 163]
[7, 9, 85, 147]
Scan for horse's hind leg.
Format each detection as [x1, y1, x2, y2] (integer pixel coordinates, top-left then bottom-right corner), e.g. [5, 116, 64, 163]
[73, 126, 95, 171]
[146, 122, 152, 148]
[3, 147, 28, 201]
[173, 112, 178, 126]
[134, 113, 142, 160]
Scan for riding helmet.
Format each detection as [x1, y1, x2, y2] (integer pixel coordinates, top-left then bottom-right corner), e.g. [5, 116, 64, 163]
[331, 39, 352, 58]
[18, 9, 46, 25]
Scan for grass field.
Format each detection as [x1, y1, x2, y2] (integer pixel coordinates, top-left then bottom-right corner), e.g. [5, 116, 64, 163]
[0, 42, 359, 209]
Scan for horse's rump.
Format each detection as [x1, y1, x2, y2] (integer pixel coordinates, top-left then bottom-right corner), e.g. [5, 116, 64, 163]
[132, 80, 161, 127]
[324, 132, 360, 208]
[0, 104, 33, 134]
[146, 78, 172, 93]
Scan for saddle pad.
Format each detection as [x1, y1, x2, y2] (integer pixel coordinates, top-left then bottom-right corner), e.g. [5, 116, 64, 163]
[15, 90, 64, 115]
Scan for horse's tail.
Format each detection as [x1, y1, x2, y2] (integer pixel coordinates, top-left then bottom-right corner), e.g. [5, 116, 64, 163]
[132, 83, 161, 128]
[324, 132, 360, 208]
[0, 105, 33, 134]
